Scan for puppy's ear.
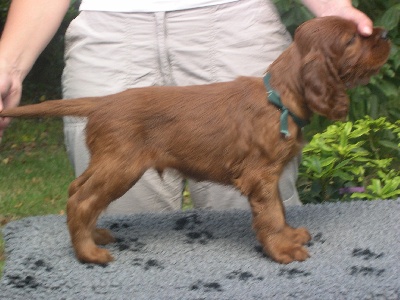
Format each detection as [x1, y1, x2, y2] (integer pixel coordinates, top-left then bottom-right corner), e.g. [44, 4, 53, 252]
[301, 49, 349, 120]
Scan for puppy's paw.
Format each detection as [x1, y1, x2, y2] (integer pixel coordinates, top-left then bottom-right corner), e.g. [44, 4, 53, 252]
[270, 243, 310, 264]
[290, 227, 312, 245]
[93, 228, 116, 245]
[260, 226, 311, 264]
[77, 246, 114, 265]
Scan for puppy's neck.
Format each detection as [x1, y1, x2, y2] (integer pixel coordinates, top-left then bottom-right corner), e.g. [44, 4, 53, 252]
[266, 44, 313, 122]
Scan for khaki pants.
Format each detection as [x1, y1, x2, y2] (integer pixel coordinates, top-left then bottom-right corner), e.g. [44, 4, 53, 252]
[62, 0, 301, 214]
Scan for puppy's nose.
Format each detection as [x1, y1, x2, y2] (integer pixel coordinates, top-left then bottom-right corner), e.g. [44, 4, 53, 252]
[380, 30, 389, 40]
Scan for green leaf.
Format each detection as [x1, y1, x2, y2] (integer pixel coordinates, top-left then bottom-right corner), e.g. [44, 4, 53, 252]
[334, 159, 352, 169]
[320, 157, 336, 168]
[350, 192, 373, 200]
[310, 181, 322, 196]
[369, 179, 383, 196]
[376, 80, 399, 98]
[331, 170, 354, 181]
[378, 140, 400, 151]
[377, 5, 400, 31]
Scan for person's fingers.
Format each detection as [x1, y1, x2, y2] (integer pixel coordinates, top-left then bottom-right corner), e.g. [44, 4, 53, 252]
[318, 3, 373, 37]
[343, 8, 373, 36]
[0, 77, 22, 143]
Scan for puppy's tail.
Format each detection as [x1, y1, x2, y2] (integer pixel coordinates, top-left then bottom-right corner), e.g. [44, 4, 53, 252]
[0, 97, 101, 118]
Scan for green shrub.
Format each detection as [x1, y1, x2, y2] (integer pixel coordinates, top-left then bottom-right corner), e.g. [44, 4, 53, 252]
[299, 117, 400, 203]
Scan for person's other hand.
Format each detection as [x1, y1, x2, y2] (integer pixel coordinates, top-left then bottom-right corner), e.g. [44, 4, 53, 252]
[0, 66, 22, 142]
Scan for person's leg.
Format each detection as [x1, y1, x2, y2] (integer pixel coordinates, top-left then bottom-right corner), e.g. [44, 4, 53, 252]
[165, 0, 301, 209]
[62, 11, 184, 213]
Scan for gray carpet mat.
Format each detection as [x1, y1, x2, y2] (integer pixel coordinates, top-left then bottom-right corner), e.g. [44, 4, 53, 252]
[1, 199, 399, 299]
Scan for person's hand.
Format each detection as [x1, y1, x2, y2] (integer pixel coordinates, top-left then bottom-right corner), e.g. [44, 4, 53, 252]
[324, 4, 373, 36]
[0, 65, 22, 142]
[302, 0, 373, 36]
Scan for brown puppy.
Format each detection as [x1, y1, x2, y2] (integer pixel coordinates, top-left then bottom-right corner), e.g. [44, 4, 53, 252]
[0, 17, 390, 264]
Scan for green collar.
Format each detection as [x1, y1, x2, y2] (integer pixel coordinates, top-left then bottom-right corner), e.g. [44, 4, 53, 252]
[263, 73, 309, 137]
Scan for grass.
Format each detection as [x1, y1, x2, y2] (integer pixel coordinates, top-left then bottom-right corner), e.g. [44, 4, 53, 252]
[0, 118, 74, 277]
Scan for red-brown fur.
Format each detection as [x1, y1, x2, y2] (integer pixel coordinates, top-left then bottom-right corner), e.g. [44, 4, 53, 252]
[0, 17, 390, 264]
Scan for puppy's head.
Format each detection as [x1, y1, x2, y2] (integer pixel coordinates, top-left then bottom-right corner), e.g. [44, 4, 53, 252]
[295, 16, 391, 120]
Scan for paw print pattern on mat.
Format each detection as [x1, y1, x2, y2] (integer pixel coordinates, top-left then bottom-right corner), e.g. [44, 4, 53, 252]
[307, 232, 326, 247]
[278, 268, 312, 279]
[6, 275, 39, 289]
[5, 257, 54, 289]
[24, 257, 53, 272]
[190, 280, 223, 292]
[109, 223, 131, 230]
[226, 270, 264, 282]
[131, 258, 164, 271]
[349, 248, 385, 277]
[174, 213, 215, 245]
[185, 230, 213, 245]
[352, 248, 384, 260]
[349, 266, 385, 277]
[174, 213, 202, 231]
[114, 237, 146, 252]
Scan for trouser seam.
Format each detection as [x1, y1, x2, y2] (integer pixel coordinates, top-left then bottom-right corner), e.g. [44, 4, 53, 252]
[155, 12, 174, 86]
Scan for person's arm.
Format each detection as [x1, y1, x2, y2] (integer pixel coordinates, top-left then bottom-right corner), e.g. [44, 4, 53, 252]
[301, 0, 373, 36]
[0, 0, 70, 139]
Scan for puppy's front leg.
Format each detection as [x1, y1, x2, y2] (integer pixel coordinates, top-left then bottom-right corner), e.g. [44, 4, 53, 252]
[247, 174, 311, 264]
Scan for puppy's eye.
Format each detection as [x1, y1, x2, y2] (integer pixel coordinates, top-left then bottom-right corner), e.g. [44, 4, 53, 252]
[346, 34, 357, 46]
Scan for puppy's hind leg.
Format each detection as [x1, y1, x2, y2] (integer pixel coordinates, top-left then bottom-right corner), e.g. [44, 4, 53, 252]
[68, 173, 89, 198]
[67, 155, 147, 264]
